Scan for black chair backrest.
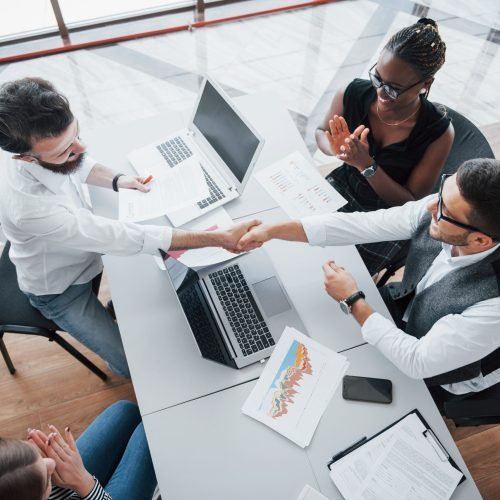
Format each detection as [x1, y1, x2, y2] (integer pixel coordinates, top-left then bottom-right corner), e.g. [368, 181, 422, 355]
[0, 241, 58, 329]
[431, 104, 495, 193]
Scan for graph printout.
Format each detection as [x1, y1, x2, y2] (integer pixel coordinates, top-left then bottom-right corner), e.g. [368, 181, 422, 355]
[255, 152, 347, 218]
[242, 327, 349, 448]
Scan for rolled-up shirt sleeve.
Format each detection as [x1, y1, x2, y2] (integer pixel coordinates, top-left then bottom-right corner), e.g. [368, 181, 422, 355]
[301, 195, 433, 247]
[78, 155, 98, 183]
[17, 201, 172, 255]
[362, 298, 500, 379]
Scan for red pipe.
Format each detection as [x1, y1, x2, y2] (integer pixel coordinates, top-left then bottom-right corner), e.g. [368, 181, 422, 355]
[0, 0, 339, 64]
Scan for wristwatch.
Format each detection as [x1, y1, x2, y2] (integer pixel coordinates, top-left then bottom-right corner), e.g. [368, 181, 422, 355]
[361, 162, 378, 178]
[339, 291, 366, 314]
[112, 173, 125, 192]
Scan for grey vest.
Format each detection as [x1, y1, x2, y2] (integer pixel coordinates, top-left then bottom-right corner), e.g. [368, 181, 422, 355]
[386, 213, 500, 386]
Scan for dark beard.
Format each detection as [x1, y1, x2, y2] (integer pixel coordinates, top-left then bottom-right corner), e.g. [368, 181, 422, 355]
[37, 153, 85, 175]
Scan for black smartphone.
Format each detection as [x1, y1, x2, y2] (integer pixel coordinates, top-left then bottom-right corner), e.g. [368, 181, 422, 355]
[342, 375, 392, 404]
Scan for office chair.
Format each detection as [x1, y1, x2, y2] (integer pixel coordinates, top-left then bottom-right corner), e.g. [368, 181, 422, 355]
[376, 104, 496, 288]
[0, 241, 108, 380]
[444, 382, 500, 426]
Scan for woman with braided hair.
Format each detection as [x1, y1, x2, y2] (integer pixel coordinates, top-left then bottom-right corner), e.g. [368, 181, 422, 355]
[316, 18, 454, 275]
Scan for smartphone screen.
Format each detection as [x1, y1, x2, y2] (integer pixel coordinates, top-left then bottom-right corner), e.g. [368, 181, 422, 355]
[342, 375, 392, 404]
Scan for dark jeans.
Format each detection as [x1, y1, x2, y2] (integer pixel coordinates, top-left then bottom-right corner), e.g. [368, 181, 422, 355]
[77, 400, 157, 500]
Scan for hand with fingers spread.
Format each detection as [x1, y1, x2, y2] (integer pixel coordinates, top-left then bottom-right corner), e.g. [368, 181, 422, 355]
[322, 260, 360, 302]
[337, 129, 372, 169]
[325, 115, 368, 156]
[28, 425, 95, 497]
[337, 128, 373, 171]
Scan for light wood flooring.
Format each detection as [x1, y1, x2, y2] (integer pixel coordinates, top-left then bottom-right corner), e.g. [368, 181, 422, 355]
[1, 123, 500, 498]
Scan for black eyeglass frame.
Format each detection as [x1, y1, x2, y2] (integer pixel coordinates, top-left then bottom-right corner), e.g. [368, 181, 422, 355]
[437, 173, 487, 234]
[368, 63, 425, 100]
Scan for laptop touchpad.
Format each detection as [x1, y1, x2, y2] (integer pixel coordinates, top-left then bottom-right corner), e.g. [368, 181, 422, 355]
[252, 277, 291, 317]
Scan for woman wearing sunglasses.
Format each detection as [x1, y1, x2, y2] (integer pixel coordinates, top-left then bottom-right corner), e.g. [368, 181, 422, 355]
[316, 18, 454, 275]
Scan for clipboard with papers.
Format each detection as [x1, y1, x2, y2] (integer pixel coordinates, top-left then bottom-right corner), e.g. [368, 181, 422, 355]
[327, 409, 464, 500]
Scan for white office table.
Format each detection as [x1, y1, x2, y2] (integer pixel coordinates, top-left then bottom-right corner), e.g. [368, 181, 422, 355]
[143, 343, 481, 500]
[87, 93, 390, 414]
[86, 92, 479, 498]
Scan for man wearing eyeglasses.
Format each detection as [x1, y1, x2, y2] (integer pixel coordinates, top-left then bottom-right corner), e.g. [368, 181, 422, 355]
[237, 158, 500, 410]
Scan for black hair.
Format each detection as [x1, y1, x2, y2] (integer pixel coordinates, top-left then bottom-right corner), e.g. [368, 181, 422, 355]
[0, 77, 74, 154]
[457, 158, 500, 241]
[384, 18, 446, 82]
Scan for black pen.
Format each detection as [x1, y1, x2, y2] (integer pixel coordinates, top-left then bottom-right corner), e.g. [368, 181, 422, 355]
[327, 436, 367, 469]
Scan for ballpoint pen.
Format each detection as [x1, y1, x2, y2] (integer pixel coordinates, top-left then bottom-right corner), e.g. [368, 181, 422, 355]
[327, 436, 367, 469]
[143, 174, 153, 185]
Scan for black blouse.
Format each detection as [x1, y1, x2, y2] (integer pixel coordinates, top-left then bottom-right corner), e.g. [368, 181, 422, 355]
[342, 79, 451, 185]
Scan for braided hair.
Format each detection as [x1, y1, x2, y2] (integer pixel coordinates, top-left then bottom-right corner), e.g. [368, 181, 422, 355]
[384, 18, 446, 81]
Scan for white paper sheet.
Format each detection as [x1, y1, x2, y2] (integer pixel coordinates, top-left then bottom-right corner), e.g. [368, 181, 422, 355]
[118, 158, 209, 222]
[255, 152, 346, 218]
[329, 413, 463, 500]
[155, 208, 241, 270]
[297, 484, 331, 500]
[242, 327, 349, 448]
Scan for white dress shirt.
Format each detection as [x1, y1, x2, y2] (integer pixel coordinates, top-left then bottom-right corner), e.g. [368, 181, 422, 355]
[302, 196, 500, 395]
[0, 152, 172, 295]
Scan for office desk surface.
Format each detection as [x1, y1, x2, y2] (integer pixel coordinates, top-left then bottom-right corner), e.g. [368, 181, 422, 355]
[100, 206, 390, 414]
[87, 93, 390, 414]
[143, 343, 480, 500]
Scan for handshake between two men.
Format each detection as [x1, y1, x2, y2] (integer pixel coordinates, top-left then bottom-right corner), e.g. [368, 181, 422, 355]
[205, 218, 368, 318]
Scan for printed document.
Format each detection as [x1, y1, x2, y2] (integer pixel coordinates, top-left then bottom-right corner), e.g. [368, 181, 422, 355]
[329, 413, 463, 500]
[118, 158, 208, 222]
[255, 152, 346, 218]
[242, 327, 349, 448]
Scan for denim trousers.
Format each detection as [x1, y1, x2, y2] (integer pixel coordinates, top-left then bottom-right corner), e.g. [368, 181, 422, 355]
[25, 275, 130, 377]
[77, 400, 157, 500]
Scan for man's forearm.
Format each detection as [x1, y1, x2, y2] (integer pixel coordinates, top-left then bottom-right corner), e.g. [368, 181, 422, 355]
[170, 229, 229, 250]
[351, 299, 375, 326]
[267, 220, 308, 242]
[85, 164, 116, 188]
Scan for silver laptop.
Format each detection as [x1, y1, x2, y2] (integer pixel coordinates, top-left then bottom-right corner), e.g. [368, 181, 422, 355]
[128, 77, 264, 226]
[161, 249, 306, 369]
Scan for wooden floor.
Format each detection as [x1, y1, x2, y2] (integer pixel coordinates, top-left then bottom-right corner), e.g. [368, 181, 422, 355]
[1, 123, 500, 498]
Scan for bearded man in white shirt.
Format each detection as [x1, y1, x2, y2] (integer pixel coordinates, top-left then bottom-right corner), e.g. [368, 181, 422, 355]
[0, 77, 260, 378]
[238, 158, 500, 412]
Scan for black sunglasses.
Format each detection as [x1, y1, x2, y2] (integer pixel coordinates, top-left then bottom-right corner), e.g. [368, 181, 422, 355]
[437, 174, 486, 234]
[368, 63, 424, 100]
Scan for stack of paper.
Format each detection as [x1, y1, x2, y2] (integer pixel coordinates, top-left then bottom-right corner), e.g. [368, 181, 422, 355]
[118, 158, 209, 222]
[329, 413, 463, 499]
[242, 327, 349, 448]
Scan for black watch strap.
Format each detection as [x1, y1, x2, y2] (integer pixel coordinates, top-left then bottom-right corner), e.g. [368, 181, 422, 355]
[112, 173, 125, 192]
[344, 290, 365, 307]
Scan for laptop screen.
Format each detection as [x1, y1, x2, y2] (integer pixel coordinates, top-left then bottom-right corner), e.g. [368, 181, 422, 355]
[193, 80, 261, 183]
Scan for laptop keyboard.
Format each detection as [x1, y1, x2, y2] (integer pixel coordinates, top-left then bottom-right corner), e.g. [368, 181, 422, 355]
[197, 168, 225, 209]
[209, 264, 274, 357]
[156, 136, 226, 210]
[156, 136, 193, 167]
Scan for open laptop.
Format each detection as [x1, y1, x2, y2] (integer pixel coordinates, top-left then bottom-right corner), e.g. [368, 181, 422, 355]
[128, 77, 265, 227]
[161, 249, 306, 369]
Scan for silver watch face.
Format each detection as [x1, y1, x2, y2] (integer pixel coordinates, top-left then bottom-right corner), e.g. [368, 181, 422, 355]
[339, 300, 350, 315]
